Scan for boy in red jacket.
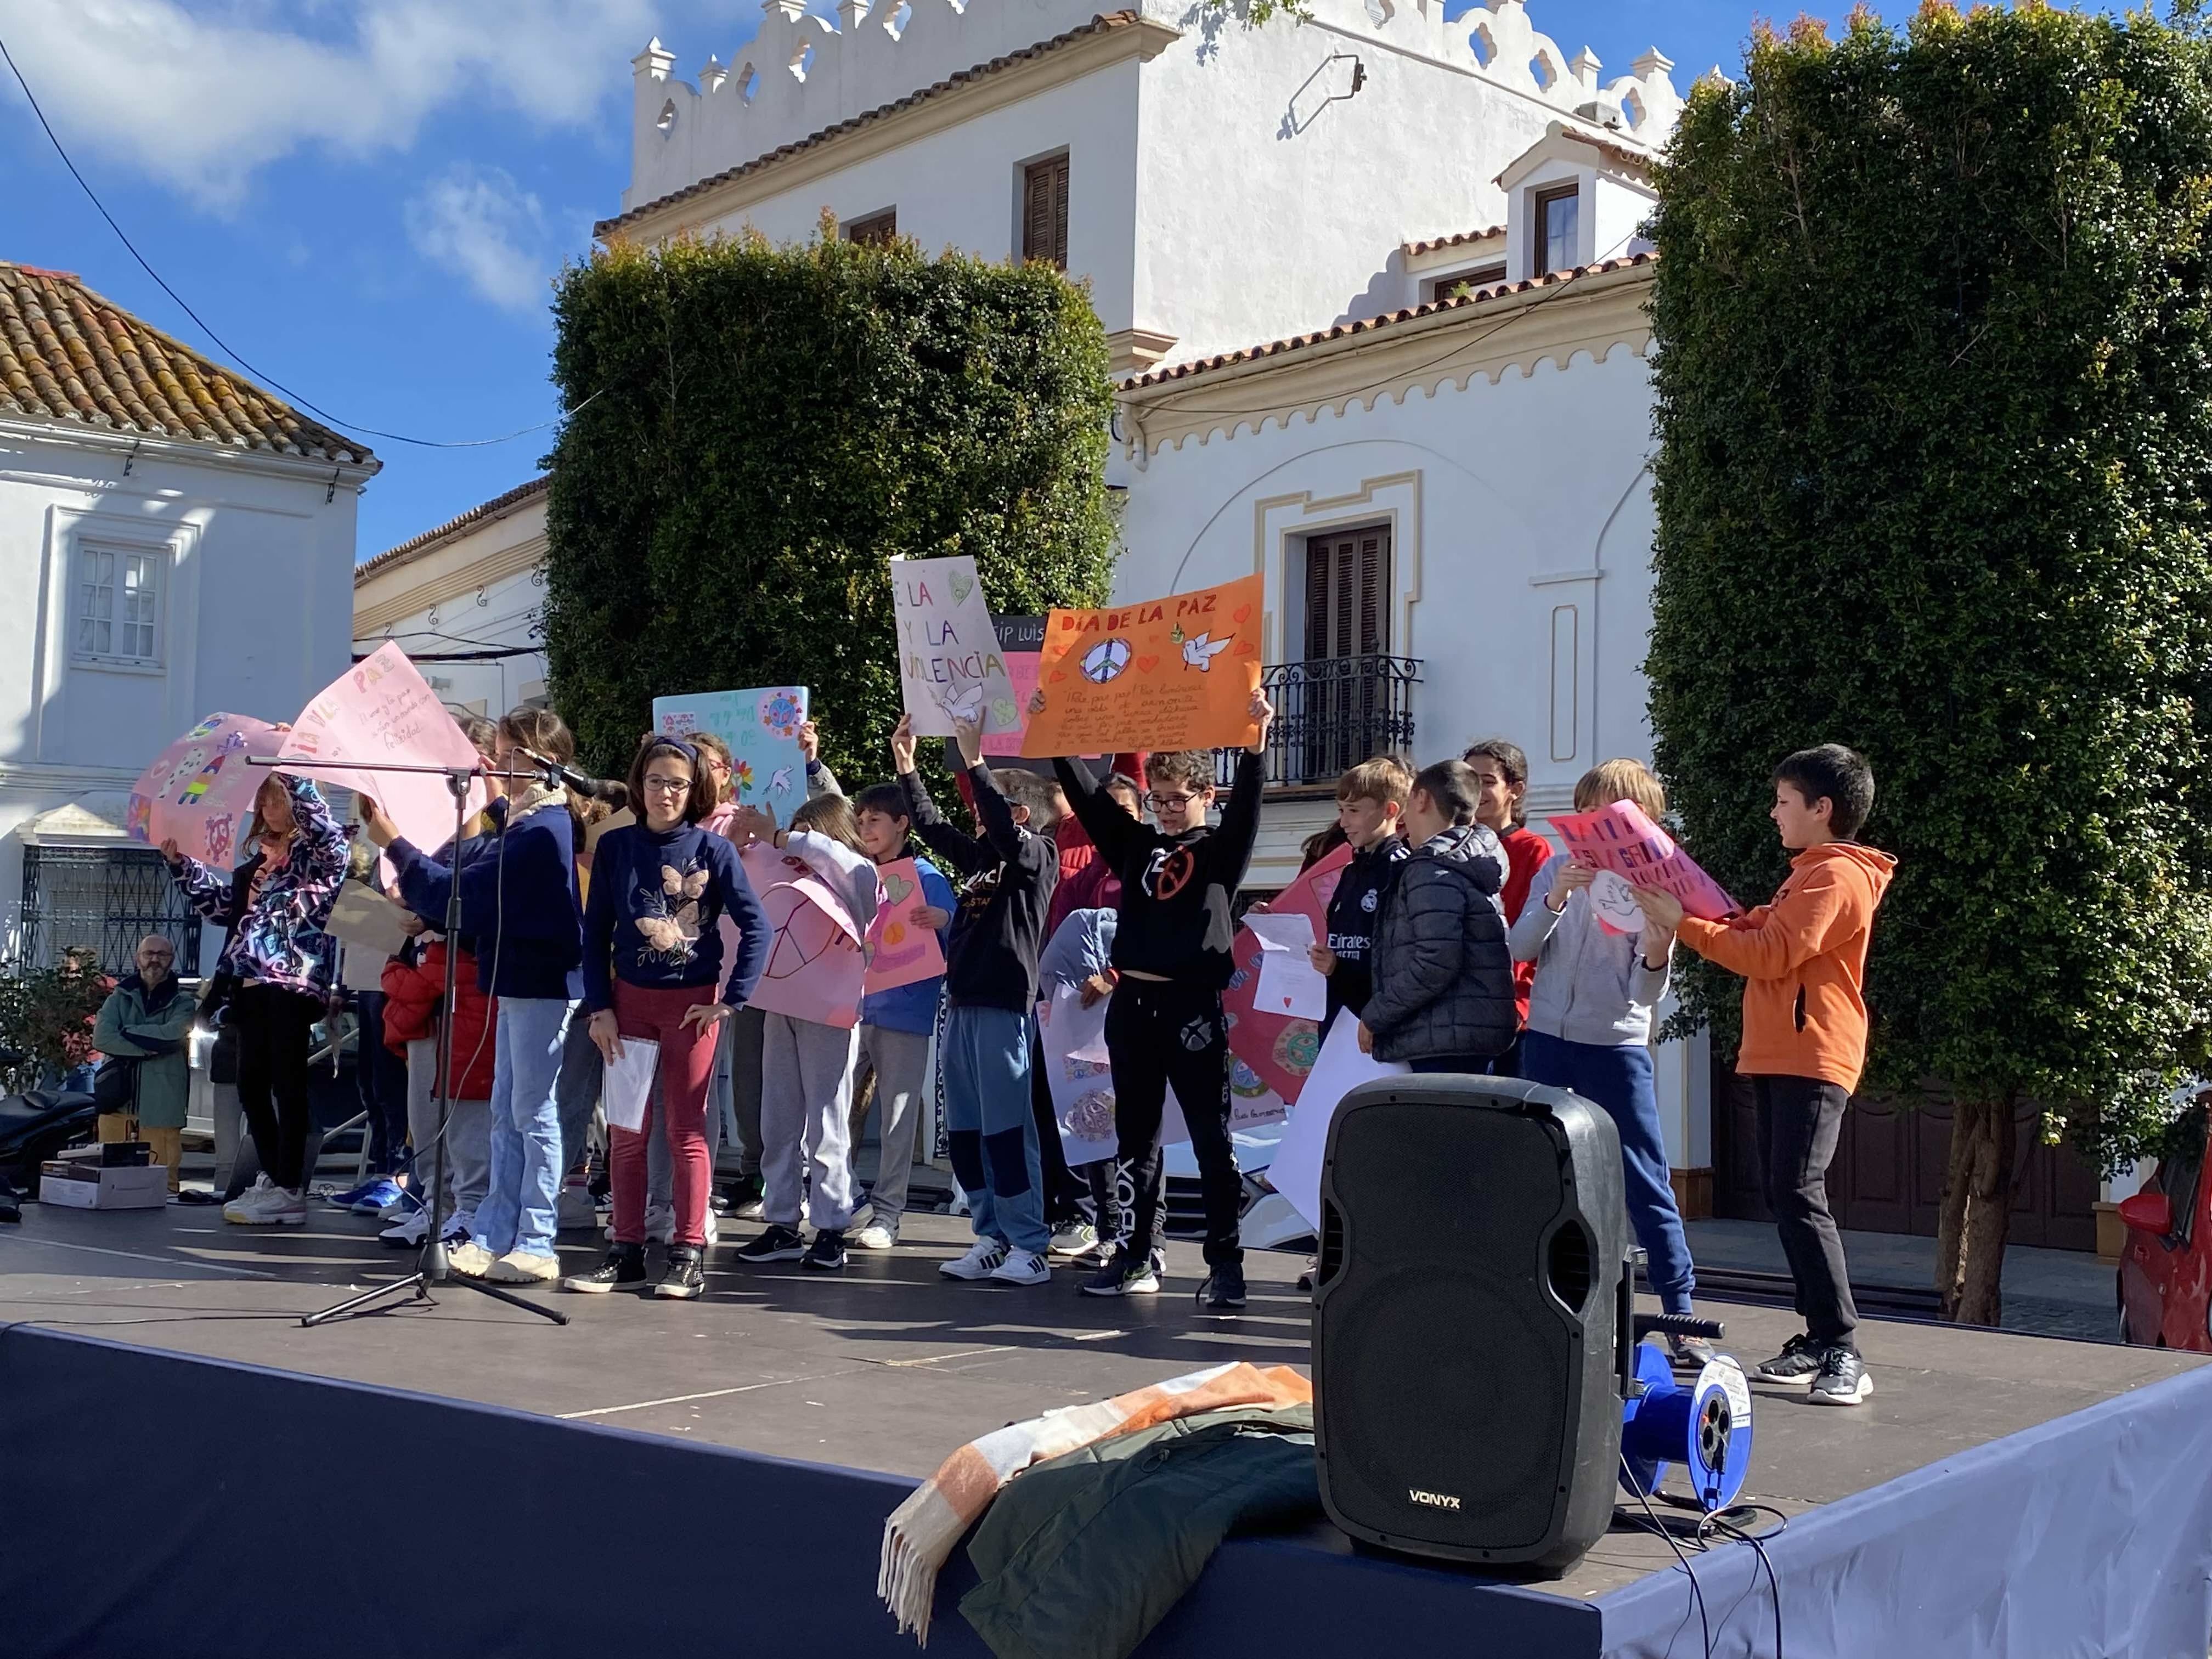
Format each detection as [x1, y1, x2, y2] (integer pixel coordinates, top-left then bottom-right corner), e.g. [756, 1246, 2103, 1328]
[1634, 744, 1894, 1408]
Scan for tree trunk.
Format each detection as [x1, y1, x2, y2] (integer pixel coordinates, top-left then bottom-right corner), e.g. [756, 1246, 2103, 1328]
[1935, 1092, 2017, 1325]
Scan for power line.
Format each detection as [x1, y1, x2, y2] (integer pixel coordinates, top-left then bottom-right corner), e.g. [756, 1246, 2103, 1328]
[0, 29, 592, 451]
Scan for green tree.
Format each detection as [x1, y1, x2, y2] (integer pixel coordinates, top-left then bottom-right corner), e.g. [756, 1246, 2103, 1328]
[541, 221, 1119, 788]
[1646, 4, 2212, 1324]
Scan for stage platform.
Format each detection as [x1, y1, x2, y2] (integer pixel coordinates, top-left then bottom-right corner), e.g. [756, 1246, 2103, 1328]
[3, 1198, 2208, 1658]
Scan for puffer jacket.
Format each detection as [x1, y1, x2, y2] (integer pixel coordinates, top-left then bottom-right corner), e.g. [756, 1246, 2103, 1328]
[380, 939, 497, 1101]
[1361, 823, 1515, 1064]
[171, 773, 347, 997]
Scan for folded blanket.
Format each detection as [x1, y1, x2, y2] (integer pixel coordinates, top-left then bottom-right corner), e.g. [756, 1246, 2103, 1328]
[878, 1360, 1312, 1645]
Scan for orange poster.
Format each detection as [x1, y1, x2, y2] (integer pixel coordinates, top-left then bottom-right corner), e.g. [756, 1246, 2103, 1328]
[1020, 573, 1265, 756]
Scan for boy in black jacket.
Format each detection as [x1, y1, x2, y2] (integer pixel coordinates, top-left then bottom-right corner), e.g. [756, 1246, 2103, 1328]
[893, 712, 1063, 1286]
[1310, 757, 1412, 1026]
[1049, 687, 1274, 1308]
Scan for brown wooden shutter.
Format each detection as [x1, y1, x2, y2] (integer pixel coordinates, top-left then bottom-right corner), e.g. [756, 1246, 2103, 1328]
[1023, 155, 1070, 269]
[1304, 526, 1390, 661]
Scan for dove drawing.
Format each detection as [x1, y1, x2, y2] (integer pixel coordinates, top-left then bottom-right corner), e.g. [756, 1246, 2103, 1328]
[1180, 632, 1234, 672]
[768, 766, 794, 797]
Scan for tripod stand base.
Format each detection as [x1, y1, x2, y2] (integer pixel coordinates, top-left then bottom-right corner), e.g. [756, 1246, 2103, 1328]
[302, 1248, 572, 1329]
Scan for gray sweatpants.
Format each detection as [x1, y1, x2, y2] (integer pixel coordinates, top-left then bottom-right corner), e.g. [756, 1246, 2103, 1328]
[855, 1023, 930, 1229]
[727, 1003, 766, 1177]
[760, 1012, 859, 1232]
[406, 1038, 491, 1223]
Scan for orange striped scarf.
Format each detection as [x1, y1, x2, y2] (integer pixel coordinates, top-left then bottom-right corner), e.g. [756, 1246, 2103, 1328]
[878, 1360, 1312, 1644]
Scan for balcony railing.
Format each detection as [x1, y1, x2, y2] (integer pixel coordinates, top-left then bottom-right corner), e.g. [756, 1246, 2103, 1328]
[1216, 654, 1423, 789]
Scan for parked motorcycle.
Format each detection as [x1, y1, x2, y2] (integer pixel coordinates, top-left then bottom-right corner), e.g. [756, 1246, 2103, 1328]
[0, 1046, 99, 1193]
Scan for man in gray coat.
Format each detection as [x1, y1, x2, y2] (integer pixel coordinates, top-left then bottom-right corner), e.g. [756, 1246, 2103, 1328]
[1358, 760, 1516, 1070]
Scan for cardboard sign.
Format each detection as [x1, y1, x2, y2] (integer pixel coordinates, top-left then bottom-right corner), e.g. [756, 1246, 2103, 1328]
[1268, 1011, 1409, 1230]
[743, 843, 866, 1028]
[126, 712, 283, 868]
[1020, 574, 1265, 756]
[1548, 800, 1736, 922]
[863, 856, 947, 995]
[651, 686, 809, 820]
[1588, 868, 1645, 936]
[1038, 984, 1188, 1166]
[891, 555, 1019, 740]
[278, 644, 486, 857]
[1223, 843, 1350, 1108]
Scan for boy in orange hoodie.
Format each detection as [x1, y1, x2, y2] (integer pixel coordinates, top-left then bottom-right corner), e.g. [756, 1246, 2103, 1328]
[1633, 744, 1894, 1408]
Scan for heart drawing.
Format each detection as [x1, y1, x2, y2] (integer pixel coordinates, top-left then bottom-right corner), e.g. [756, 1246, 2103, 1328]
[1232, 604, 1252, 623]
[1136, 654, 1160, 673]
[951, 571, 975, 605]
[881, 871, 916, 905]
[1050, 669, 1068, 682]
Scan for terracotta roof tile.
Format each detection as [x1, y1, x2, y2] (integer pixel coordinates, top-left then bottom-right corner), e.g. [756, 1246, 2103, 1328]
[0, 261, 372, 465]
[1119, 252, 1657, 392]
[597, 12, 1147, 239]
[357, 476, 548, 581]
[1404, 224, 1506, 258]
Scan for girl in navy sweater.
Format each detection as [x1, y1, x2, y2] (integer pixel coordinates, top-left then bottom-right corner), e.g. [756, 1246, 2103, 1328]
[568, 736, 769, 1299]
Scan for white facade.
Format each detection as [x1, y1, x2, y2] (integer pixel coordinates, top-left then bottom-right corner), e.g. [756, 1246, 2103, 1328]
[0, 420, 371, 967]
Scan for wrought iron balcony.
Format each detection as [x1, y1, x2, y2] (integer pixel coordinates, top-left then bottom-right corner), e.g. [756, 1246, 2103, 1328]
[1216, 654, 1423, 789]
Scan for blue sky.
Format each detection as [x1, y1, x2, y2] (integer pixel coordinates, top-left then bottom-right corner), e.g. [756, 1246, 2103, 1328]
[7, 1, 1910, 560]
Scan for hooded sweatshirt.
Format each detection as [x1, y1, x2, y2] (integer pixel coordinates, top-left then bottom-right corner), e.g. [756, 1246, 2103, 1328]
[1510, 856, 1671, 1047]
[387, 785, 585, 1001]
[1674, 841, 1897, 1091]
[172, 773, 347, 997]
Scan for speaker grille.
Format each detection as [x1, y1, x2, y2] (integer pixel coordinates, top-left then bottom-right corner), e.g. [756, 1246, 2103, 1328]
[1317, 1094, 1579, 1552]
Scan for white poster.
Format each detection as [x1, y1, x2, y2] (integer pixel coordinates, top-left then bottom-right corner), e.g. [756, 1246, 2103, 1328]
[1038, 985, 1185, 1165]
[890, 555, 1019, 740]
[1268, 1012, 1408, 1230]
[1243, 912, 1327, 1020]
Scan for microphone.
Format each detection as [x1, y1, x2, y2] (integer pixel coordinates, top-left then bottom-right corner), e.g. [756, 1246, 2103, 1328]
[516, 747, 627, 805]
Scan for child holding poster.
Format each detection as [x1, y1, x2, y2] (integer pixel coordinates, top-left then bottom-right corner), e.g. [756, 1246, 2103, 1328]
[893, 712, 1062, 1288]
[849, 785, 957, 1251]
[1050, 688, 1274, 1310]
[566, 736, 770, 1300]
[730, 794, 880, 1273]
[1631, 744, 1893, 1407]
[1511, 759, 1709, 1362]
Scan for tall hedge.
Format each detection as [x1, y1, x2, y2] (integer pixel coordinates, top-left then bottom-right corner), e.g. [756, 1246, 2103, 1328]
[541, 222, 1119, 788]
[1646, 4, 2212, 1322]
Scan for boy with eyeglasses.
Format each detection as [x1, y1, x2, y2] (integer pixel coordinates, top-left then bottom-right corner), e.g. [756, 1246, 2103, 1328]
[1047, 688, 1274, 1308]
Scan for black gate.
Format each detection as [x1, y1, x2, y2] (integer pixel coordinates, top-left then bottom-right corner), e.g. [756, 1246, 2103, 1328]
[19, 845, 202, 975]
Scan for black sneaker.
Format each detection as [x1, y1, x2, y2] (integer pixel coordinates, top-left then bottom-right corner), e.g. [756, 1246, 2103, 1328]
[562, 1243, 647, 1294]
[1668, 1333, 1720, 1369]
[1808, 1344, 1873, 1406]
[722, 1172, 766, 1221]
[1750, 1333, 1824, 1384]
[804, 1229, 848, 1272]
[654, 1246, 705, 1299]
[1197, 1265, 1248, 1310]
[736, 1223, 807, 1264]
[1080, 1249, 1160, 1298]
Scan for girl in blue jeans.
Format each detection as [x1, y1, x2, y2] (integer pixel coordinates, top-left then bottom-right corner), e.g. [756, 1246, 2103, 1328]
[1509, 758, 1708, 1358]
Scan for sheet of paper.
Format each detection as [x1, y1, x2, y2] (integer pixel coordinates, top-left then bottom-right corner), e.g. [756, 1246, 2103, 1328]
[1268, 1012, 1410, 1230]
[324, 879, 416, 957]
[1020, 573, 1265, 755]
[891, 555, 1020, 740]
[338, 942, 388, 994]
[1223, 843, 1349, 1113]
[602, 1037, 662, 1135]
[1244, 911, 1327, 1020]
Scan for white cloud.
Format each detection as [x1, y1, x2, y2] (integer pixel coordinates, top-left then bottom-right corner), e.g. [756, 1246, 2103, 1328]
[3, 0, 665, 207]
[404, 164, 552, 314]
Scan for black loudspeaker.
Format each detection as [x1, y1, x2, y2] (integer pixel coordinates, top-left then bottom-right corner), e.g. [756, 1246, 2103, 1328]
[1311, 1074, 1630, 1575]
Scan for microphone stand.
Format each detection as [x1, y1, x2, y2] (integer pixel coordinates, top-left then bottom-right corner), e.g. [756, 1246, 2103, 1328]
[258, 755, 567, 1329]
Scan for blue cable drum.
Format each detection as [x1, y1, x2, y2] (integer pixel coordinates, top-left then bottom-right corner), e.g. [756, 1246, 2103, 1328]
[1619, 1341, 1754, 1512]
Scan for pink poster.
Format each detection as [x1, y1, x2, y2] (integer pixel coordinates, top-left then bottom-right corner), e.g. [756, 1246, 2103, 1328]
[746, 870, 866, 1029]
[126, 712, 283, 868]
[980, 651, 1040, 758]
[864, 856, 946, 994]
[277, 643, 487, 853]
[1223, 843, 1352, 1109]
[1546, 800, 1737, 921]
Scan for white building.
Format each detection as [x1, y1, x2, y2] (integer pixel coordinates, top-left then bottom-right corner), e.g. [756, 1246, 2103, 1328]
[1, 261, 376, 974]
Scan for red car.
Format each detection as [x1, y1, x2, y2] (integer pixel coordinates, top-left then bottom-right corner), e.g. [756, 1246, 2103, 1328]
[2117, 1103, 2211, 1353]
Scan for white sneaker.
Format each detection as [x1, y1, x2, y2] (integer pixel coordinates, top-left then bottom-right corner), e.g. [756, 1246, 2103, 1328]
[940, 1239, 1009, 1281]
[222, 1173, 276, 1225]
[224, 1178, 306, 1227]
[445, 1242, 496, 1279]
[703, 1209, 720, 1248]
[267, 1187, 308, 1226]
[854, 1219, 899, 1250]
[730, 1194, 767, 1221]
[848, 1201, 875, 1234]
[485, 1250, 560, 1284]
[989, 1248, 1052, 1286]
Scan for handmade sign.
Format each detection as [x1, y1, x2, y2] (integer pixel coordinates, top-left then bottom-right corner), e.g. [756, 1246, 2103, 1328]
[126, 712, 283, 868]
[742, 842, 866, 1028]
[1269, 1012, 1409, 1231]
[981, 615, 1044, 758]
[278, 644, 486, 857]
[864, 856, 946, 995]
[1039, 984, 1187, 1165]
[1222, 843, 1350, 1108]
[651, 686, 809, 820]
[1244, 913, 1327, 1019]
[1547, 800, 1736, 922]
[1020, 573, 1265, 757]
[891, 556, 1019, 740]
[1588, 868, 1646, 936]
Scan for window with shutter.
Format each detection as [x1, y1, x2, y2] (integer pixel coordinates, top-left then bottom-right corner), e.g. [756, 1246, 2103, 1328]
[843, 208, 896, 246]
[1022, 154, 1070, 270]
[1299, 525, 1392, 779]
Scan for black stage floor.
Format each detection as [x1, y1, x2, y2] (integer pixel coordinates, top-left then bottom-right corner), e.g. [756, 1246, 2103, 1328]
[2, 1194, 2202, 1610]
